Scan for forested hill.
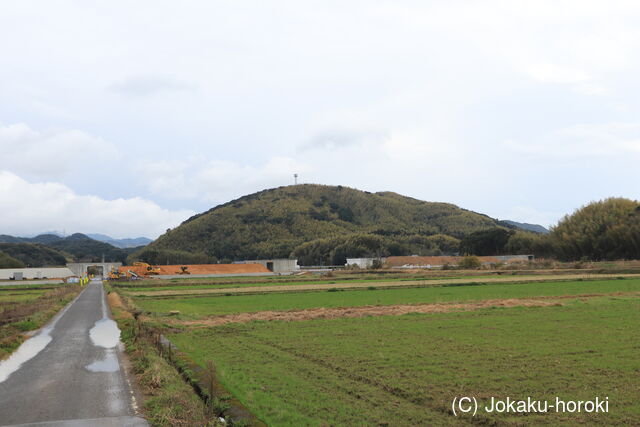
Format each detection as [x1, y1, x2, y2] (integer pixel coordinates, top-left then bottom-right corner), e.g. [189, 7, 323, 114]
[0, 243, 68, 267]
[0, 233, 144, 266]
[135, 184, 533, 265]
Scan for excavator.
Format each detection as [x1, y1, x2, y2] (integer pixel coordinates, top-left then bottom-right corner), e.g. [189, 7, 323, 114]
[108, 267, 124, 280]
[108, 263, 161, 280]
[132, 262, 161, 275]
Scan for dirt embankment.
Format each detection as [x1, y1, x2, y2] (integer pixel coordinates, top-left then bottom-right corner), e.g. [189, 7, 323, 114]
[106, 291, 133, 319]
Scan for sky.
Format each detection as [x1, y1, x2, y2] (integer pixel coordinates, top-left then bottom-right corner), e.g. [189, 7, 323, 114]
[2, 1, 640, 238]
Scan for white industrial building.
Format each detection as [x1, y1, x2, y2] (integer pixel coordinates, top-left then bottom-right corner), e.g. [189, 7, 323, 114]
[345, 258, 386, 269]
[0, 267, 75, 280]
[234, 259, 300, 273]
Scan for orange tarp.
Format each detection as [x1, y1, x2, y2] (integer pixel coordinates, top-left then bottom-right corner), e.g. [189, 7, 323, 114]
[124, 263, 270, 277]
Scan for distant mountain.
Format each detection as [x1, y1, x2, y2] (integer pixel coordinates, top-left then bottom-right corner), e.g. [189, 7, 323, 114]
[0, 233, 134, 264]
[0, 232, 151, 249]
[30, 234, 65, 244]
[45, 233, 132, 263]
[86, 234, 152, 248]
[0, 235, 24, 244]
[499, 220, 549, 234]
[134, 184, 540, 265]
[0, 243, 68, 267]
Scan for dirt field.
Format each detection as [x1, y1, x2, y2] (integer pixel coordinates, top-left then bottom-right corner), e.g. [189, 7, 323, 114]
[124, 263, 271, 277]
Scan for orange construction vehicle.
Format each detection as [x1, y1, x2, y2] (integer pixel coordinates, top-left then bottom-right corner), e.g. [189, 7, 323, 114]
[132, 262, 161, 275]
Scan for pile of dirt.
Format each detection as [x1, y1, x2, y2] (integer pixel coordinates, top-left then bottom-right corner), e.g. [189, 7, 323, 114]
[124, 263, 270, 277]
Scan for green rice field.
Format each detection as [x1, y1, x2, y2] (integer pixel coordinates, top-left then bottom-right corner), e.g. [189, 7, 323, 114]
[168, 297, 640, 425]
[132, 278, 640, 318]
[122, 274, 640, 425]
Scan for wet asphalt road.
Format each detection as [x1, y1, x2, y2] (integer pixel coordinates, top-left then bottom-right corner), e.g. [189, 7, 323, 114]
[0, 281, 147, 426]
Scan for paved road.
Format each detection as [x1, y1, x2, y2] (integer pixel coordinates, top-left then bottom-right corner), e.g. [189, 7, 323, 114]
[0, 281, 147, 426]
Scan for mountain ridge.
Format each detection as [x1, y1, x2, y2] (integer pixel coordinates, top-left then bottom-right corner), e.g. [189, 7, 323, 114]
[86, 234, 152, 248]
[0, 233, 145, 265]
[498, 220, 549, 234]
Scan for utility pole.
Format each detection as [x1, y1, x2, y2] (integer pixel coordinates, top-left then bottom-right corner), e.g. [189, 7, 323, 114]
[294, 173, 298, 185]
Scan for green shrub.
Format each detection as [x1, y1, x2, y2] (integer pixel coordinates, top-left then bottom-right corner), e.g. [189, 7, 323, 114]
[458, 256, 481, 269]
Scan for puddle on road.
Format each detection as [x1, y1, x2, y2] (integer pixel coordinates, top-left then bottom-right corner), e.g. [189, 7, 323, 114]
[86, 349, 120, 372]
[89, 318, 120, 348]
[86, 314, 123, 373]
[0, 327, 53, 383]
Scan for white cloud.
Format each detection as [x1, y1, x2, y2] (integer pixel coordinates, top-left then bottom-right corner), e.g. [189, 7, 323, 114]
[0, 123, 118, 179]
[109, 75, 194, 97]
[378, 1, 640, 95]
[527, 63, 591, 85]
[0, 171, 192, 238]
[139, 123, 470, 206]
[504, 122, 640, 157]
[140, 156, 312, 203]
[2, 1, 640, 232]
[301, 128, 389, 151]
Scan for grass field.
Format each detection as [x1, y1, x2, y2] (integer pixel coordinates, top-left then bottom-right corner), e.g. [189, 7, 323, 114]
[0, 289, 49, 307]
[168, 297, 640, 425]
[119, 273, 640, 425]
[131, 278, 640, 318]
[110, 274, 489, 293]
[112, 274, 588, 294]
[0, 284, 81, 359]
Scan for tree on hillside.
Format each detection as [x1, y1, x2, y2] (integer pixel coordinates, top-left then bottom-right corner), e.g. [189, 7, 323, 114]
[128, 248, 215, 265]
[426, 234, 460, 254]
[506, 231, 552, 256]
[459, 228, 513, 256]
[0, 243, 67, 267]
[548, 198, 640, 261]
[0, 251, 25, 268]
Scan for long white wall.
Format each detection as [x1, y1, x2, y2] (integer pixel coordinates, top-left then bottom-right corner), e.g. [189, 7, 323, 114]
[0, 267, 75, 280]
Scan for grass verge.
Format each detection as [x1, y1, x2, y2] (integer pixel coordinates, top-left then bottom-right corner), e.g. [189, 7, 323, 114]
[0, 284, 81, 359]
[107, 290, 213, 426]
[107, 289, 256, 426]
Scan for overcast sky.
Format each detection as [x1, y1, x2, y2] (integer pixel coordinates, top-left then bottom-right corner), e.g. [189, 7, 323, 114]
[2, 1, 640, 238]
